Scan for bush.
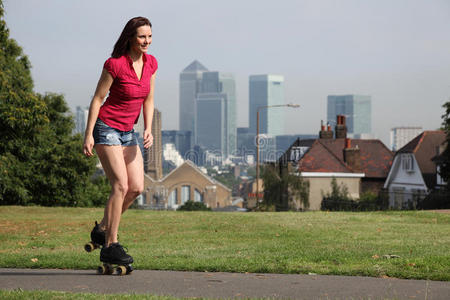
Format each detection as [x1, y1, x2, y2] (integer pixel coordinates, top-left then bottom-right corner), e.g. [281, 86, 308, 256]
[253, 202, 276, 212]
[321, 179, 389, 211]
[177, 201, 212, 211]
[417, 189, 450, 209]
[357, 192, 389, 211]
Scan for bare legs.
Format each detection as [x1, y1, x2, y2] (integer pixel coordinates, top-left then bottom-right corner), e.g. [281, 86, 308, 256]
[95, 145, 144, 246]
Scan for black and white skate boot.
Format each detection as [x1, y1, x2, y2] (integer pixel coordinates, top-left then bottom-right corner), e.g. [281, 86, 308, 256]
[84, 221, 106, 252]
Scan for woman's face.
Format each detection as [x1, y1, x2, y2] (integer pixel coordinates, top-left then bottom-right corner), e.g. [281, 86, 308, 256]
[130, 25, 152, 54]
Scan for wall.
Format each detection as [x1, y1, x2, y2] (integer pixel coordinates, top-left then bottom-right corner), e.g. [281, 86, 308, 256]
[302, 176, 361, 210]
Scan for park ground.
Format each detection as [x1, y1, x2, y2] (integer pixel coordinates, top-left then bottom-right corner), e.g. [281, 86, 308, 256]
[0, 206, 449, 299]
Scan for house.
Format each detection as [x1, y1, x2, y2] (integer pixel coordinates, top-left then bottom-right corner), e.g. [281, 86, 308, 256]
[238, 178, 264, 209]
[277, 116, 393, 210]
[383, 131, 446, 209]
[142, 160, 232, 210]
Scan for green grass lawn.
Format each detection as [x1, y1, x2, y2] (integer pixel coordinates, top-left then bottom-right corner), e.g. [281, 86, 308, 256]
[0, 206, 449, 281]
[0, 290, 185, 300]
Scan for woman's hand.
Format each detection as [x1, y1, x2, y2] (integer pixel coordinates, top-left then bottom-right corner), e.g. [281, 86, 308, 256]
[83, 135, 95, 157]
[143, 129, 153, 149]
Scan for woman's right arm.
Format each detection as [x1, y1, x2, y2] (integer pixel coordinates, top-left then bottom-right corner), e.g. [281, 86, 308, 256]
[83, 69, 114, 157]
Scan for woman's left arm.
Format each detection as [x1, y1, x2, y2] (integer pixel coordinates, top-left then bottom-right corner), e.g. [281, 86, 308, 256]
[143, 72, 156, 149]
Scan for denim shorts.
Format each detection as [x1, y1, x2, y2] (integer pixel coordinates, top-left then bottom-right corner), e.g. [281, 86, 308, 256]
[93, 118, 138, 146]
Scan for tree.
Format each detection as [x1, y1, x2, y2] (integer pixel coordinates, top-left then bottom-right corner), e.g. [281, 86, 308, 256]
[0, 1, 48, 204]
[26, 93, 106, 206]
[0, 2, 109, 206]
[439, 101, 450, 188]
[261, 164, 309, 211]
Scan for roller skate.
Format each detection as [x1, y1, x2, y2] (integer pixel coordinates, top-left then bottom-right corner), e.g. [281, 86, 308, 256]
[84, 221, 106, 252]
[97, 242, 134, 275]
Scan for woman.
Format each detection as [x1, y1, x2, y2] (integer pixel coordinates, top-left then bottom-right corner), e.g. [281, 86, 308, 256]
[83, 16, 157, 265]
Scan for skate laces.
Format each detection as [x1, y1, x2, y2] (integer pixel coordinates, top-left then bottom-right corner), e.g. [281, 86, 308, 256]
[112, 242, 129, 254]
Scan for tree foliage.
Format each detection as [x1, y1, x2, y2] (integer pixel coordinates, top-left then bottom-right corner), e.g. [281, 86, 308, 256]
[177, 200, 212, 211]
[321, 179, 389, 211]
[0, 2, 109, 206]
[439, 101, 450, 188]
[260, 164, 309, 211]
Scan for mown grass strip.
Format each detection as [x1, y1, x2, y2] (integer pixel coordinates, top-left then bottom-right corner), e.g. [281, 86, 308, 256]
[0, 289, 195, 300]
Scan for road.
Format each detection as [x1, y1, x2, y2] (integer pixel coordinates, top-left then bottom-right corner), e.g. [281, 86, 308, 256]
[1, 268, 449, 299]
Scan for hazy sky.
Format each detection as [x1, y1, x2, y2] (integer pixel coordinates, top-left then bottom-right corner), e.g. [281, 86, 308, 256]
[4, 0, 450, 145]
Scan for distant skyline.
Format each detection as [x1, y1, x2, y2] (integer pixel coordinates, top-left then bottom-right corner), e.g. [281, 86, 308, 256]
[4, 0, 450, 146]
[327, 95, 372, 137]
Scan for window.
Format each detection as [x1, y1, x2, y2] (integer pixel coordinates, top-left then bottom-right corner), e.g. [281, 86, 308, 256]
[181, 185, 190, 204]
[168, 189, 177, 208]
[401, 154, 414, 172]
[194, 189, 203, 202]
[290, 147, 309, 162]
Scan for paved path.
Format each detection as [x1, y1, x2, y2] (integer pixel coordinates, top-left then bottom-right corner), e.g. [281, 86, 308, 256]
[1, 268, 449, 299]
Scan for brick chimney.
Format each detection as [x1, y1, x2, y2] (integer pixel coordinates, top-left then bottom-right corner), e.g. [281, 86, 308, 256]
[343, 138, 361, 172]
[319, 120, 333, 139]
[335, 115, 347, 139]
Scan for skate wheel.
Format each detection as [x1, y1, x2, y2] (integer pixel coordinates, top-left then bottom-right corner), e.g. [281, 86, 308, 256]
[97, 264, 113, 275]
[97, 265, 106, 274]
[105, 264, 113, 275]
[116, 265, 127, 276]
[126, 265, 133, 274]
[84, 242, 95, 252]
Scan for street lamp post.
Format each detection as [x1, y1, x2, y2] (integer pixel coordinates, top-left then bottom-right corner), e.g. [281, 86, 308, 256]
[255, 103, 300, 203]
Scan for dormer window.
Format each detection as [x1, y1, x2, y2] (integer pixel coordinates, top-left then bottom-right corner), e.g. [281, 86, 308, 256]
[402, 154, 414, 173]
[290, 146, 309, 162]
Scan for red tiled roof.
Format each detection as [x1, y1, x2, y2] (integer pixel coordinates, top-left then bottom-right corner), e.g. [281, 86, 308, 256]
[299, 140, 352, 173]
[283, 138, 394, 178]
[317, 139, 394, 178]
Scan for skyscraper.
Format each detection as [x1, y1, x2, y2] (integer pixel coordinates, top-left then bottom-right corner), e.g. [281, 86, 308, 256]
[196, 93, 226, 154]
[179, 60, 208, 139]
[390, 127, 422, 151]
[327, 95, 371, 137]
[75, 106, 89, 135]
[144, 109, 162, 181]
[249, 75, 285, 136]
[195, 71, 236, 158]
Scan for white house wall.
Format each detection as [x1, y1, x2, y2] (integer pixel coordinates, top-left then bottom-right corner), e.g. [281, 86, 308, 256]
[384, 154, 427, 208]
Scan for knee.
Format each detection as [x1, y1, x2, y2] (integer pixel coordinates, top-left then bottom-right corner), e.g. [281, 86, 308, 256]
[127, 181, 144, 198]
[112, 181, 128, 197]
[128, 185, 144, 198]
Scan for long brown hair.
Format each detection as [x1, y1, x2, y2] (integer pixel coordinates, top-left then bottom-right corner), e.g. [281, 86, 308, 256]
[111, 17, 152, 58]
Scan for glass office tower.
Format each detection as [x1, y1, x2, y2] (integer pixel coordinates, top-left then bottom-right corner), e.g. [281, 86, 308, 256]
[179, 60, 208, 139]
[249, 75, 285, 136]
[327, 95, 372, 137]
[195, 71, 236, 158]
